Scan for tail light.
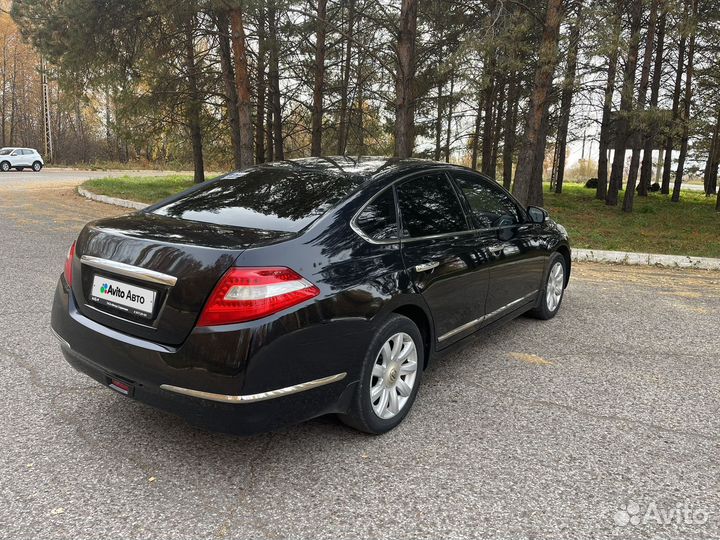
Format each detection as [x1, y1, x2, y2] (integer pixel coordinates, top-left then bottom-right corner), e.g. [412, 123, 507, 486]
[197, 267, 320, 327]
[63, 241, 76, 285]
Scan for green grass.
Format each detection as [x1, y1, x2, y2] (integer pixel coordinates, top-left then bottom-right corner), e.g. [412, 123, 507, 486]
[545, 183, 720, 258]
[80, 175, 720, 258]
[81, 175, 195, 204]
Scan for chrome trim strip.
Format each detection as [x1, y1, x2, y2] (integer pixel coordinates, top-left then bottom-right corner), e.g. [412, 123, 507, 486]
[50, 327, 71, 349]
[160, 372, 347, 404]
[81, 255, 178, 286]
[437, 290, 539, 342]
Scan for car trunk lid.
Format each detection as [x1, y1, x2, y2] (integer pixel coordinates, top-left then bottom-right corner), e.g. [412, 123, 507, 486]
[73, 212, 294, 345]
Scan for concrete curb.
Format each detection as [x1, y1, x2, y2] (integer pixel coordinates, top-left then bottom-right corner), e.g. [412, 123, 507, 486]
[77, 187, 148, 210]
[573, 248, 720, 270]
[77, 187, 720, 271]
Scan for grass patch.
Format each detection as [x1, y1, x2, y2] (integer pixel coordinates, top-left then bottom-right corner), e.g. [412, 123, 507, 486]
[545, 183, 720, 258]
[81, 175, 195, 204]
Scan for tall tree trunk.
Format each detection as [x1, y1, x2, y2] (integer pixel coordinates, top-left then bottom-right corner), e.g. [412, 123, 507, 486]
[623, 0, 658, 210]
[268, 2, 283, 160]
[512, 0, 564, 207]
[255, 2, 267, 164]
[502, 73, 519, 190]
[639, 7, 666, 194]
[491, 79, 506, 176]
[230, 8, 254, 168]
[671, 0, 697, 203]
[607, 0, 642, 206]
[184, 18, 205, 183]
[470, 96, 482, 170]
[554, 9, 581, 194]
[480, 52, 496, 176]
[337, 0, 355, 155]
[434, 79, 443, 161]
[662, 2, 688, 194]
[444, 73, 455, 163]
[310, 0, 327, 157]
[355, 50, 366, 154]
[596, 6, 622, 201]
[394, 0, 418, 158]
[215, 10, 243, 170]
[704, 106, 720, 195]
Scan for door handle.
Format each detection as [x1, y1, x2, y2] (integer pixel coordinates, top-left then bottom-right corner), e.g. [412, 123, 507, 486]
[414, 261, 439, 272]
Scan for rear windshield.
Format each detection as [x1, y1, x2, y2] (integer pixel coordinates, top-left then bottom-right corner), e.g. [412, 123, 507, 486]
[152, 165, 363, 233]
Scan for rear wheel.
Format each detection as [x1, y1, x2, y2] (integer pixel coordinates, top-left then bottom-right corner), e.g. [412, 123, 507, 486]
[32, 161, 42, 172]
[0, 161, 9, 172]
[529, 252, 566, 320]
[339, 314, 423, 434]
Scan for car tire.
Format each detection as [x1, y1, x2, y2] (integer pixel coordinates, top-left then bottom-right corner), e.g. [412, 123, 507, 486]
[339, 314, 423, 434]
[0, 161, 9, 172]
[32, 161, 42, 172]
[529, 252, 566, 320]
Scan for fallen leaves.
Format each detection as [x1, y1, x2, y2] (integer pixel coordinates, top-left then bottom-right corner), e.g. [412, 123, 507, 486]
[508, 352, 554, 366]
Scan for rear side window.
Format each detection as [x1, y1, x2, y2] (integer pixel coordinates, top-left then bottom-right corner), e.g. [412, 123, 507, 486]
[397, 174, 468, 238]
[452, 172, 521, 229]
[355, 188, 397, 240]
[152, 166, 363, 233]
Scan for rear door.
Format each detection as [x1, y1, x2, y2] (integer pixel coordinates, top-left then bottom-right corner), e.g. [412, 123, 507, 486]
[397, 172, 490, 346]
[20, 150, 32, 166]
[449, 171, 546, 319]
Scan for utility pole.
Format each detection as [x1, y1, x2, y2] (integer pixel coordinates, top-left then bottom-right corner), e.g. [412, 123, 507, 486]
[40, 56, 52, 162]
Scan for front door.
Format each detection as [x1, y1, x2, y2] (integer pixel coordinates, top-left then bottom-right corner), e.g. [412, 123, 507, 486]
[396, 172, 490, 345]
[449, 171, 546, 320]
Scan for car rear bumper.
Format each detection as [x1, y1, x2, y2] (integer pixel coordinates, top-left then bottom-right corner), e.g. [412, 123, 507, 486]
[50, 278, 367, 435]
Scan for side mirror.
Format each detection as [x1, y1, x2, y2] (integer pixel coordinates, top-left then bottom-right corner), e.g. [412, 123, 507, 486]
[527, 206, 549, 224]
[10, 152, 17, 156]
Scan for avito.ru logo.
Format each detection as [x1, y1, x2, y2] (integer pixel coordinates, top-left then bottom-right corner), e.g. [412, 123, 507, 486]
[99, 283, 146, 304]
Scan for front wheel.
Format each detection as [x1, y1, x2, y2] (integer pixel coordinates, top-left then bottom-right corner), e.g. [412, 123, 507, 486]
[529, 252, 566, 320]
[339, 314, 423, 434]
[32, 161, 42, 172]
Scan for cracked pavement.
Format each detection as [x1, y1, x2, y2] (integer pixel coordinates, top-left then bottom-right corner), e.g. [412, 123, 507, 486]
[1, 181, 719, 539]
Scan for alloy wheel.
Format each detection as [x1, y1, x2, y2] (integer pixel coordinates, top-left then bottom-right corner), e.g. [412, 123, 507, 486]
[545, 261, 564, 312]
[370, 332, 418, 420]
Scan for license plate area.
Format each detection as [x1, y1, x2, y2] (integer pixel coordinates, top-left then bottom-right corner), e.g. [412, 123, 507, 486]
[90, 275, 157, 320]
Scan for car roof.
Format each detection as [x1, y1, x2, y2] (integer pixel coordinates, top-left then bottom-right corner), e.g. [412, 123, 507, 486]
[224, 156, 469, 184]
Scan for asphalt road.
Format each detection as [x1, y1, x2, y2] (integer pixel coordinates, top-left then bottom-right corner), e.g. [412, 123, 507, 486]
[1, 184, 719, 540]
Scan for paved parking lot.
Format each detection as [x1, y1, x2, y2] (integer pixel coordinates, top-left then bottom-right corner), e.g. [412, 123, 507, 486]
[1, 184, 719, 539]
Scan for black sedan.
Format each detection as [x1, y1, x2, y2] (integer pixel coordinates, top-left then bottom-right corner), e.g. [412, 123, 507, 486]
[51, 157, 570, 435]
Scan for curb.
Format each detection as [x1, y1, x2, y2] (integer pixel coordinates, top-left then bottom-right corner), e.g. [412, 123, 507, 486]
[573, 248, 720, 271]
[76, 187, 720, 271]
[77, 187, 148, 210]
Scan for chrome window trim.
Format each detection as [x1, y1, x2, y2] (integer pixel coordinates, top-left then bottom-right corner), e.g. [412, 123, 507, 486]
[349, 185, 400, 245]
[160, 372, 347, 404]
[437, 290, 539, 342]
[81, 255, 178, 286]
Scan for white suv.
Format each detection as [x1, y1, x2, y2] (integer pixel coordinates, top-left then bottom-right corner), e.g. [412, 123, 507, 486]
[0, 148, 44, 172]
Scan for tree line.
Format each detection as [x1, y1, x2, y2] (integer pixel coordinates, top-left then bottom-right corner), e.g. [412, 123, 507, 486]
[5, 0, 720, 211]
